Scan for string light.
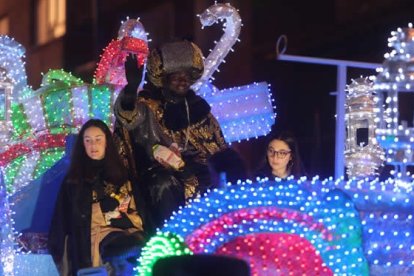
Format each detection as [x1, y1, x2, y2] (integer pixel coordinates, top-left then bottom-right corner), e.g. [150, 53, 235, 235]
[0, 35, 28, 102]
[199, 82, 275, 143]
[373, 23, 414, 185]
[2, 8, 413, 276]
[0, 169, 18, 275]
[137, 232, 192, 276]
[139, 180, 369, 275]
[192, 3, 242, 91]
[191, 3, 275, 143]
[2, 69, 116, 194]
[94, 18, 149, 87]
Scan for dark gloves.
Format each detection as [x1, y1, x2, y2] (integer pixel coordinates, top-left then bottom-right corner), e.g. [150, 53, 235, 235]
[122, 54, 144, 110]
[99, 196, 119, 212]
[124, 54, 143, 94]
[110, 213, 134, 229]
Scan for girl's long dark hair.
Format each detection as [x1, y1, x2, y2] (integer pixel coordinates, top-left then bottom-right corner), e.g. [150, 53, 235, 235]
[256, 131, 306, 179]
[66, 119, 128, 186]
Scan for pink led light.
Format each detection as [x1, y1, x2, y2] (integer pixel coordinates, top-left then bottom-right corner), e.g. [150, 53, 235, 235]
[185, 206, 332, 252]
[216, 233, 333, 275]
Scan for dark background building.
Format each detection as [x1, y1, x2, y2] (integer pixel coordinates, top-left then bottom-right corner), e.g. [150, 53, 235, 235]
[1, 0, 414, 178]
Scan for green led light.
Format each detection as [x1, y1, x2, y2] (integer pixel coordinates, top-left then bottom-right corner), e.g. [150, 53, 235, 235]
[90, 85, 112, 125]
[41, 88, 72, 131]
[10, 103, 31, 139]
[43, 69, 83, 87]
[137, 232, 192, 276]
[32, 148, 65, 180]
[4, 155, 26, 192]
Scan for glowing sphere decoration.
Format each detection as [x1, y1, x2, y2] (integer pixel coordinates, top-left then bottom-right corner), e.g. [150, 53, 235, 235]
[344, 77, 385, 178]
[138, 179, 369, 275]
[374, 23, 414, 183]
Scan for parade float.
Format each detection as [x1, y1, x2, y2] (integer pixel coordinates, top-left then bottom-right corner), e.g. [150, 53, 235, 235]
[0, 3, 413, 276]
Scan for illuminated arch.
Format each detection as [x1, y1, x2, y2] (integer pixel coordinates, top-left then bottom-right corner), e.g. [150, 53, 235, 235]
[139, 180, 369, 275]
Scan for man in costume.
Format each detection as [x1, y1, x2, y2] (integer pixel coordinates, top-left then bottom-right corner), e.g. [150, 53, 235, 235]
[114, 40, 227, 232]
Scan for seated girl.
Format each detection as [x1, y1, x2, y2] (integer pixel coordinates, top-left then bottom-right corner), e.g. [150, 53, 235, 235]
[256, 131, 305, 179]
[48, 119, 145, 275]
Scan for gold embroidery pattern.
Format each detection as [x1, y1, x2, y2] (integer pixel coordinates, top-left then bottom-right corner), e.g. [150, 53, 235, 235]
[146, 48, 164, 87]
[115, 100, 140, 125]
[184, 176, 198, 200]
[191, 42, 204, 74]
[100, 181, 144, 231]
[133, 97, 227, 196]
[142, 98, 226, 158]
[167, 114, 227, 164]
[103, 182, 117, 196]
[113, 124, 138, 178]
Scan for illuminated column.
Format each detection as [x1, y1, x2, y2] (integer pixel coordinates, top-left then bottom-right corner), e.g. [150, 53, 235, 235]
[374, 24, 414, 182]
[344, 78, 384, 178]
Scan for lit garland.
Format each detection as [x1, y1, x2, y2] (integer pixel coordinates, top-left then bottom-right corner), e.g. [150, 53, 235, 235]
[139, 180, 368, 275]
[344, 77, 385, 178]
